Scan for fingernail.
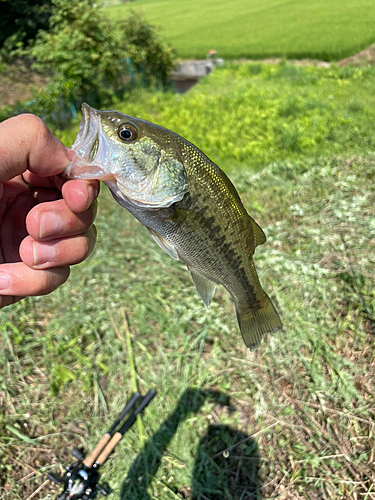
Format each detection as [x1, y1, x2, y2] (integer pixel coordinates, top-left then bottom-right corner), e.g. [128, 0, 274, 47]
[33, 242, 56, 266]
[0, 273, 10, 290]
[39, 211, 64, 239]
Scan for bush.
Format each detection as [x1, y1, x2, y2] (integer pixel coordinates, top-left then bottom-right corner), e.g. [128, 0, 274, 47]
[119, 11, 177, 87]
[23, 0, 177, 123]
[0, 0, 53, 50]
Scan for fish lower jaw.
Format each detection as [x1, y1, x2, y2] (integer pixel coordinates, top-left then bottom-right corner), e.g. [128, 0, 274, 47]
[103, 179, 173, 210]
[118, 188, 185, 209]
[64, 156, 115, 181]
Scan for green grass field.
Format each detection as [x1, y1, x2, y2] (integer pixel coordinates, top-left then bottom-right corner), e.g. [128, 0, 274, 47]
[1, 63, 375, 499]
[107, 0, 375, 60]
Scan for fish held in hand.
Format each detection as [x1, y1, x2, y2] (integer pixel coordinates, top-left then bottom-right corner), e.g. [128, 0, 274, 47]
[64, 103, 282, 350]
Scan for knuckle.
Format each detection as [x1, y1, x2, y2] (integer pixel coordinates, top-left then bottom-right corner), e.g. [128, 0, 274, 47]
[15, 113, 45, 131]
[35, 120, 52, 151]
[15, 114, 52, 153]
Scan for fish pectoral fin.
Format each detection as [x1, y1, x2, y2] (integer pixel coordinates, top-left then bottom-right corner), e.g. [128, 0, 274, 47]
[236, 293, 282, 351]
[148, 228, 179, 260]
[251, 218, 266, 247]
[190, 270, 216, 310]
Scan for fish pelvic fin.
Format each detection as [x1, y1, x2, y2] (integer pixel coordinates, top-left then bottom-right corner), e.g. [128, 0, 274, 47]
[236, 294, 282, 350]
[190, 270, 216, 309]
[251, 218, 266, 247]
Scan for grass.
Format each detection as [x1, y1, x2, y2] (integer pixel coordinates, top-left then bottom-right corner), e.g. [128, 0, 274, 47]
[0, 63, 375, 499]
[60, 63, 375, 170]
[106, 0, 375, 60]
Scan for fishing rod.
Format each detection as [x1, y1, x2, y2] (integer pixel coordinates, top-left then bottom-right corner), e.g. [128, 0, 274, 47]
[48, 389, 157, 500]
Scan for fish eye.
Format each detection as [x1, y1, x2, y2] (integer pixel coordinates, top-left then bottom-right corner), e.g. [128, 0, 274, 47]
[118, 124, 138, 141]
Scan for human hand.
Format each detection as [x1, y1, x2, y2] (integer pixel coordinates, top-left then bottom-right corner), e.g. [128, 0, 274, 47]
[0, 114, 99, 308]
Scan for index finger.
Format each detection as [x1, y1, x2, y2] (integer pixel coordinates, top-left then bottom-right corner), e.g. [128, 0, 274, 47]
[0, 114, 73, 183]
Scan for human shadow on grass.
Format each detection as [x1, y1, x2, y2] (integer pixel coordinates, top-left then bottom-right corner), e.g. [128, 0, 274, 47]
[191, 424, 260, 500]
[120, 388, 260, 500]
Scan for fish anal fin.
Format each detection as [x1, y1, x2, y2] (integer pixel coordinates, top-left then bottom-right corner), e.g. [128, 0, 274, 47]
[236, 293, 282, 350]
[148, 228, 179, 260]
[190, 270, 216, 309]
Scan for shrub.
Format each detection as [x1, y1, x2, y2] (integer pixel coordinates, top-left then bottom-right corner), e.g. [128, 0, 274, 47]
[23, 0, 177, 124]
[0, 0, 53, 50]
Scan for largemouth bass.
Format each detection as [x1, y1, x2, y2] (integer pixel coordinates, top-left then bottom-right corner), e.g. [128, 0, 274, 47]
[65, 104, 282, 350]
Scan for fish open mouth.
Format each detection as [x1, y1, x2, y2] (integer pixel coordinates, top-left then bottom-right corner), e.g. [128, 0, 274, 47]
[63, 103, 188, 210]
[63, 103, 112, 180]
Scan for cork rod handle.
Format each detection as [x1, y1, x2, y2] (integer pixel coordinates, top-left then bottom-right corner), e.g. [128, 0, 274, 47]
[95, 432, 122, 465]
[83, 434, 111, 468]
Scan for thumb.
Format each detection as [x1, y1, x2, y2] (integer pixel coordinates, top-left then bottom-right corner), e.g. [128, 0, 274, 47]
[0, 114, 73, 183]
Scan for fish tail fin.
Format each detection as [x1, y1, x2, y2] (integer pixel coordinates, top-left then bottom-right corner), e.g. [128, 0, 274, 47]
[236, 294, 282, 351]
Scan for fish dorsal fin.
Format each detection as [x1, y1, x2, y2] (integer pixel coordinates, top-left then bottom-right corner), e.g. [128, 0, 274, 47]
[148, 228, 179, 261]
[251, 218, 266, 247]
[190, 270, 216, 310]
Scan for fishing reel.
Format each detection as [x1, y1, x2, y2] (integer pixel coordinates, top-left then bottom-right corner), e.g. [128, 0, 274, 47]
[48, 390, 157, 499]
[48, 447, 108, 500]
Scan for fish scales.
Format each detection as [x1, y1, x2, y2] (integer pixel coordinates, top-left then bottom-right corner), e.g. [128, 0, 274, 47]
[65, 104, 282, 350]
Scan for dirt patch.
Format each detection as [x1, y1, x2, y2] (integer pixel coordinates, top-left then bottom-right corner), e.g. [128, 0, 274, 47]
[235, 57, 331, 67]
[338, 43, 375, 66]
[0, 59, 48, 108]
[237, 44, 375, 67]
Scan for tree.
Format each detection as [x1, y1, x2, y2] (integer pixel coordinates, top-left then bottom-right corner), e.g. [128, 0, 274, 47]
[120, 11, 177, 87]
[0, 0, 53, 48]
[27, 0, 177, 114]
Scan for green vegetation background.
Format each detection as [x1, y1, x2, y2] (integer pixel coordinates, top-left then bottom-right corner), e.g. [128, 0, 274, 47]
[107, 0, 375, 60]
[58, 63, 375, 168]
[1, 62, 374, 499]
